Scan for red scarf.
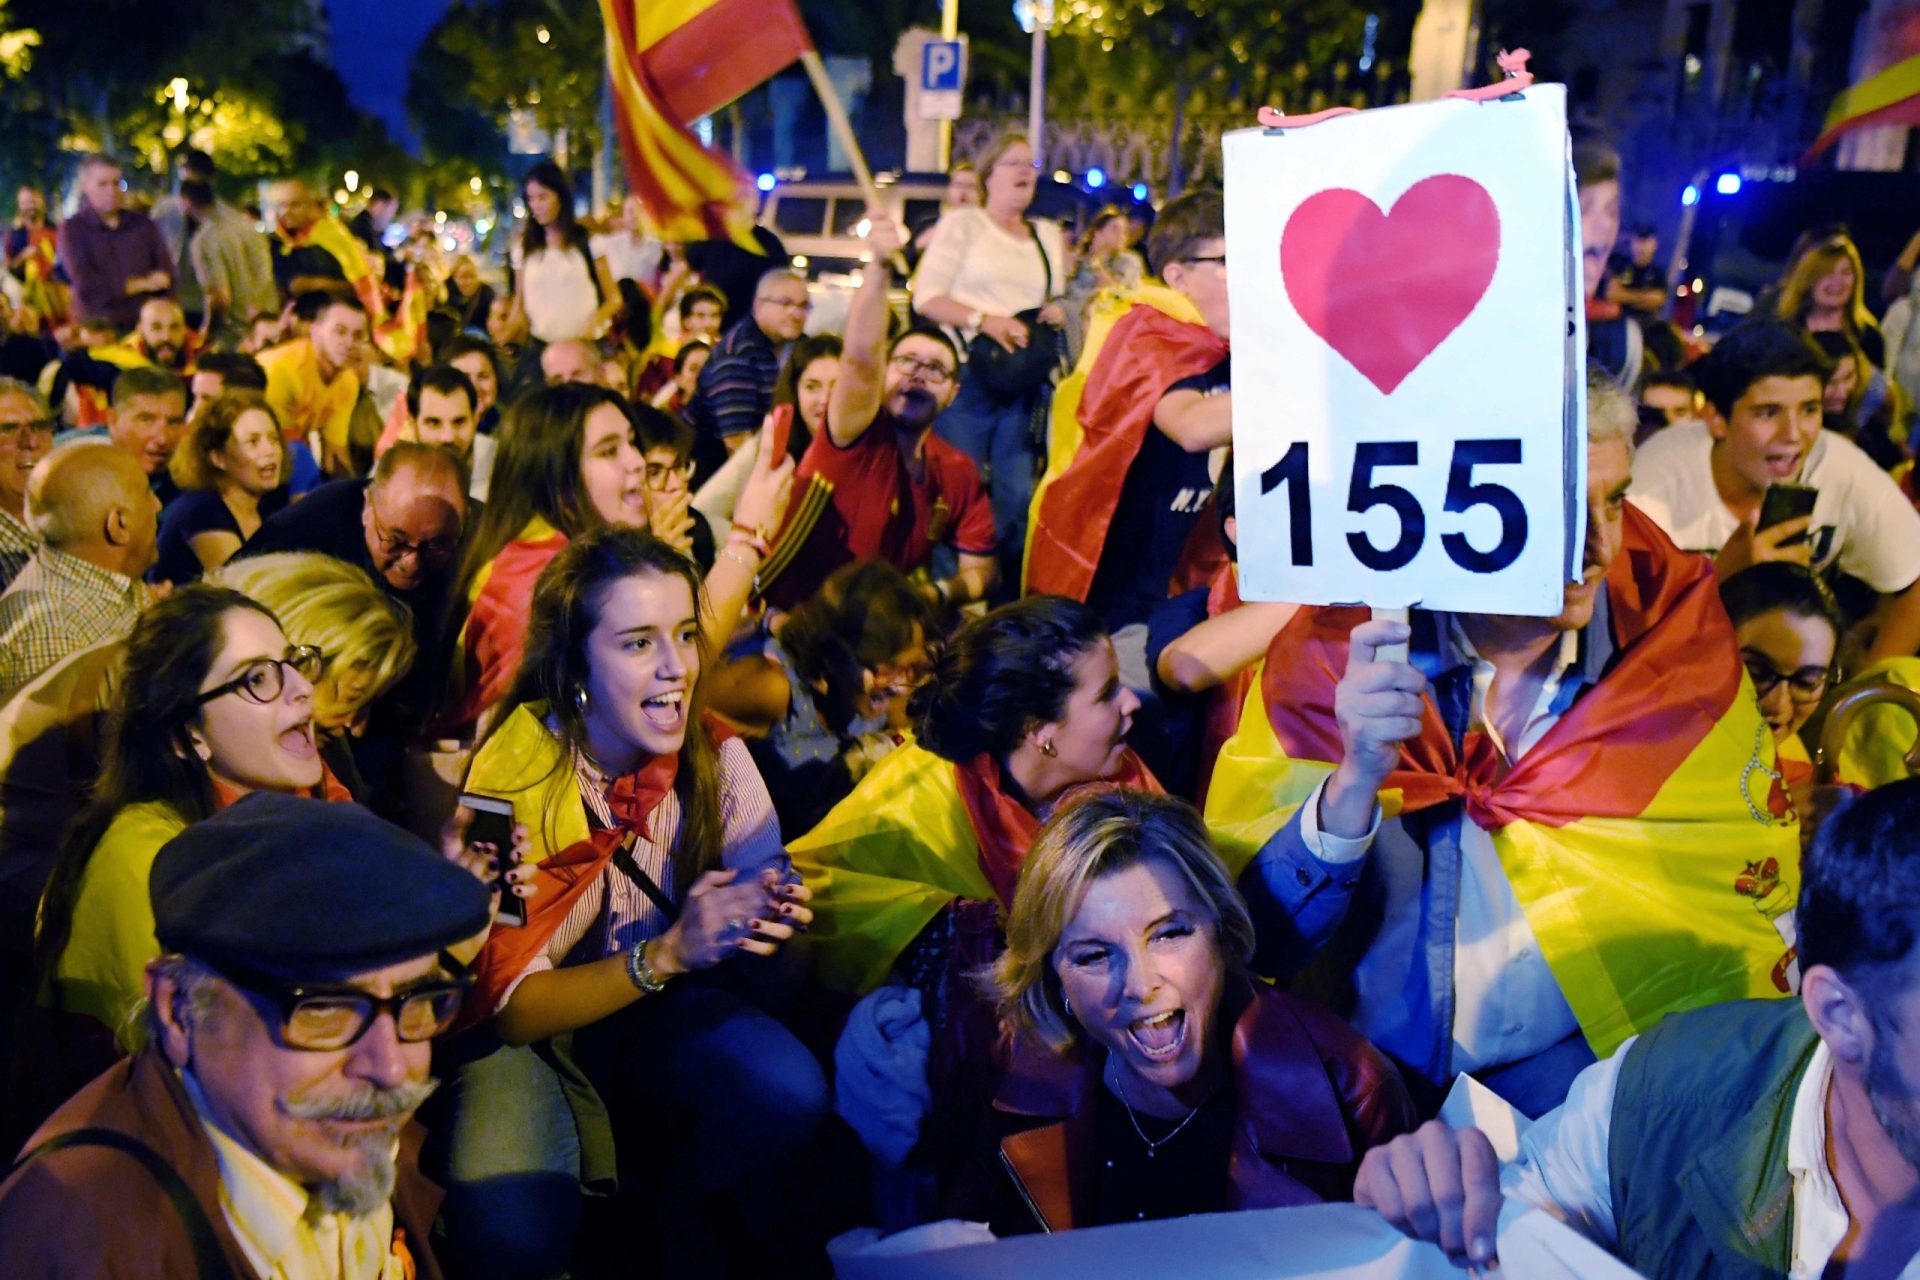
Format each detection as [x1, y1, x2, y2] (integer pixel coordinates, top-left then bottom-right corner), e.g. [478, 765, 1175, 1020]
[462, 715, 737, 1024]
[953, 749, 1163, 909]
[1026, 306, 1226, 600]
[210, 761, 354, 810]
[1260, 505, 1740, 832]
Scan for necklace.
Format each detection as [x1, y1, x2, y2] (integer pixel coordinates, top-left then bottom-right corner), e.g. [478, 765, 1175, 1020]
[1108, 1058, 1201, 1159]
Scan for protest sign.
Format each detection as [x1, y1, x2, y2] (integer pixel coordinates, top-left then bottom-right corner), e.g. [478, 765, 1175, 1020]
[1223, 84, 1585, 616]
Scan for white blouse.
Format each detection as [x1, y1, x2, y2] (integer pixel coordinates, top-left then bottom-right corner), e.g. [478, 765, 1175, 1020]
[513, 239, 602, 344]
[911, 206, 1065, 336]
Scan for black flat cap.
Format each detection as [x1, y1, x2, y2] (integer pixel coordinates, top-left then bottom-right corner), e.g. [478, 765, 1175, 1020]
[151, 792, 491, 979]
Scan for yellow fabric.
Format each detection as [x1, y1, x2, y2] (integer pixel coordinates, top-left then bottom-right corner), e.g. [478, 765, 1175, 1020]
[46, 799, 188, 1045]
[87, 342, 160, 373]
[187, 1072, 401, 1280]
[633, 0, 722, 48]
[460, 701, 589, 866]
[1824, 52, 1920, 131]
[259, 340, 359, 458]
[1831, 658, 1920, 789]
[1203, 673, 1800, 1058]
[788, 741, 992, 994]
[1022, 283, 1206, 591]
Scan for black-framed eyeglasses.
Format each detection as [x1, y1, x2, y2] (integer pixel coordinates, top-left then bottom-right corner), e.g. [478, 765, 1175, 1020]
[193, 645, 324, 708]
[889, 354, 955, 386]
[1742, 652, 1833, 703]
[1181, 254, 1227, 266]
[211, 951, 474, 1051]
[367, 499, 457, 565]
[644, 457, 690, 491]
[0, 416, 53, 439]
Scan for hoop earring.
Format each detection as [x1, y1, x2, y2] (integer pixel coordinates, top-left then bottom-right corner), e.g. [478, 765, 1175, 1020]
[574, 686, 591, 714]
[1062, 993, 1073, 1021]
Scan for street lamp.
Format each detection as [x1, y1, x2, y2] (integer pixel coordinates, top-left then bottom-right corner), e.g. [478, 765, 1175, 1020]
[1012, 0, 1053, 169]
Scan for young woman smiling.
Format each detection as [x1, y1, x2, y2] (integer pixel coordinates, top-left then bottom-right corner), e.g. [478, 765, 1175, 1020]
[979, 789, 1414, 1233]
[36, 587, 351, 1049]
[430, 528, 825, 1279]
[444, 384, 791, 736]
[151, 391, 289, 584]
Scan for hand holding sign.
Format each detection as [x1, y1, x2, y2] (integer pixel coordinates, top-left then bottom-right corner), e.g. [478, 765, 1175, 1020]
[1225, 85, 1583, 619]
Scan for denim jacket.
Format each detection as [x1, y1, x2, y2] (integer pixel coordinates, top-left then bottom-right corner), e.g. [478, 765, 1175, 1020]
[1238, 601, 1614, 1098]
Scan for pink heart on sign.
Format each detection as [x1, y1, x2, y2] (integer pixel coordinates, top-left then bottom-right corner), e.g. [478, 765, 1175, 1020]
[1279, 174, 1502, 395]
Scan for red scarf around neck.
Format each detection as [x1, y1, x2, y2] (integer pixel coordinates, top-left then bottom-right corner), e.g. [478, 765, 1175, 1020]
[953, 749, 1163, 910]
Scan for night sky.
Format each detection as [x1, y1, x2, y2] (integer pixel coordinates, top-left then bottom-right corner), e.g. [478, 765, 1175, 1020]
[324, 0, 453, 152]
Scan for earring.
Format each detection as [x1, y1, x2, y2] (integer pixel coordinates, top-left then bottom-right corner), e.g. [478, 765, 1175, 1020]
[1062, 993, 1072, 1020]
[1039, 739, 1057, 758]
[574, 686, 591, 714]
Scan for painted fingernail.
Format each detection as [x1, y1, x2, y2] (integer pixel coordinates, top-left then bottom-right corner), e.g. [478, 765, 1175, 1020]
[748, 919, 765, 930]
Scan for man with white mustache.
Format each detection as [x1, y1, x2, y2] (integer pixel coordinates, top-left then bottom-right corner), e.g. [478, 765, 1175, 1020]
[0, 794, 495, 1279]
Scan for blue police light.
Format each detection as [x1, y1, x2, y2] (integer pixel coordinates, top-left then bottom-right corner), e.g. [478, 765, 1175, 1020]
[1715, 172, 1742, 196]
[1086, 167, 1106, 189]
[1681, 184, 1699, 207]
[1132, 182, 1148, 202]
[756, 172, 776, 193]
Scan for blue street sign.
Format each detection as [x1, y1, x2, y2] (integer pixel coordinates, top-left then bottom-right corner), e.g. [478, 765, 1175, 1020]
[923, 41, 964, 93]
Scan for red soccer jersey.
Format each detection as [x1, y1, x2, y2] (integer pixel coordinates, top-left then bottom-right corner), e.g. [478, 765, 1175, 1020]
[759, 415, 996, 610]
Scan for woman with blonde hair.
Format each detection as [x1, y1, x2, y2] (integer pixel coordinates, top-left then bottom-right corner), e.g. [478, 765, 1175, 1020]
[1775, 232, 1886, 368]
[152, 390, 289, 584]
[968, 788, 1413, 1234]
[209, 551, 417, 795]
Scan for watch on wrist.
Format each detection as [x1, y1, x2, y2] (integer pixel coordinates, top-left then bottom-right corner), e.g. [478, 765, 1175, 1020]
[627, 938, 670, 995]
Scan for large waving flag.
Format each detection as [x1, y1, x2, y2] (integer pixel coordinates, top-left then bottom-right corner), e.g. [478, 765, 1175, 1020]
[1205, 506, 1801, 1058]
[600, 0, 812, 248]
[1806, 53, 1920, 161]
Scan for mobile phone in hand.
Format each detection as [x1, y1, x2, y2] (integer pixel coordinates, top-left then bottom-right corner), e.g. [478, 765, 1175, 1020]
[458, 793, 524, 926]
[1758, 483, 1818, 545]
[767, 403, 793, 464]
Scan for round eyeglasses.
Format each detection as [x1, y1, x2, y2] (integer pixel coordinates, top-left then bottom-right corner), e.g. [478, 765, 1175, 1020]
[193, 645, 325, 708]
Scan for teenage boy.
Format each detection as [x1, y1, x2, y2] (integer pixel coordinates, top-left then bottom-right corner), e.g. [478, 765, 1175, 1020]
[1630, 320, 1920, 661]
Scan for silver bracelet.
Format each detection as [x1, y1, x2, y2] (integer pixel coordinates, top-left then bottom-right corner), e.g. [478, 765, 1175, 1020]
[626, 939, 669, 995]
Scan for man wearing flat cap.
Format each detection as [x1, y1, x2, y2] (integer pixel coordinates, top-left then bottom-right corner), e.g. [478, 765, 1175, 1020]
[0, 793, 494, 1279]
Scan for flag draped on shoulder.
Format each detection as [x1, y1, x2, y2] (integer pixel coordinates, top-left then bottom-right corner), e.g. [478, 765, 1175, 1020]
[1024, 285, 1226, 598]
[1205, 506, 1801, 1057]
[790, 741, 1160, 994]
[600, 0, 812, 250]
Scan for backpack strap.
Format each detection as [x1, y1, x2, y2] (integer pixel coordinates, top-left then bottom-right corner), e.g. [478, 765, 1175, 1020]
[8, 1127, 240, 1280]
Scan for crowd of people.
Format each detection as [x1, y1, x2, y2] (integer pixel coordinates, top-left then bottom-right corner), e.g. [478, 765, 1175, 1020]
[2, 115, 1920, 1280]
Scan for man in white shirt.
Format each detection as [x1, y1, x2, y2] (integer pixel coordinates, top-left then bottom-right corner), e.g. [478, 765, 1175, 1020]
[1356, 778, 1920, 1280]
[1630, 320, 1920, 662]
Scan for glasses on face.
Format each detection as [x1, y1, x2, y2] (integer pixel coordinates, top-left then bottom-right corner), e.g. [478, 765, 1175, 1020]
[0, 416, 52, 440]
[1181, 255, 1227, 267]
[644, 458, 689, 492]
[760, 296, 811, 313]
[368, 500, 456, 565]
[213, 952, 473, 1052]
[889, 354, 955, 386]
[1742, 653, 1832, 703]
[194, 645, 324, 708]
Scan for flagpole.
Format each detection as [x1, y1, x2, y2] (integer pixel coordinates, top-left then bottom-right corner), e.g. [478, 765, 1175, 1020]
[799, 49, 907, 267]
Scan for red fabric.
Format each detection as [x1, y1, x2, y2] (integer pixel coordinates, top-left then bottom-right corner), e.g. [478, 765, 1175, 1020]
[1195, 563, 1252, 804]
[1260, 505, 1740, 832]
[952, 749, 1162, 910]
[761, 419, 994, 610]
[640, 0, 813, 127]
[210, 760, 354, 810]
[1026, 307, 1226, 600]
[450, 530, 570, 733]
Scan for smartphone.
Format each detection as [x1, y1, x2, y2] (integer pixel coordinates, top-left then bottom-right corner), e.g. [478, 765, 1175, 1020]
[1757, 483, 1818, 545]
[458, 793, 524, 927]
[766, 402, 793, 463]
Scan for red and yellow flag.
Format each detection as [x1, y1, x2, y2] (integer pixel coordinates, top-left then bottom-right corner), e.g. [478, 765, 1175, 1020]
[1024, 284, 1226, 597]
[600, 0, 812, 249]
[1205, 507, 1801, 1058]
[1806, 52, 1920, 161]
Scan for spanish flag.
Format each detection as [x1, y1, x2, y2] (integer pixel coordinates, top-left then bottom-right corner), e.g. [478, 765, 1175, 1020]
[274, 213, 424, 362]
[1024, 284, 1227, 597]
[1806, 52, 1920, 161]
[601, 0, 811, 249]
[1205, 506, 1801, 1058]
[791, 742, 1160, 994]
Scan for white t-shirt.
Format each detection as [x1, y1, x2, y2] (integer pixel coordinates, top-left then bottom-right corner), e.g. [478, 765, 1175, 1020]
[511, 239, 601, 344]
[910, 206, 1065, 342]
[590, 231, 661, 285]
[1629, 418, 1920, 593]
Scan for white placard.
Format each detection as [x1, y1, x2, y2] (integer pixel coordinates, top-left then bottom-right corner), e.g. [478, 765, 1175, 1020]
[1225, 86, 1583, 616]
